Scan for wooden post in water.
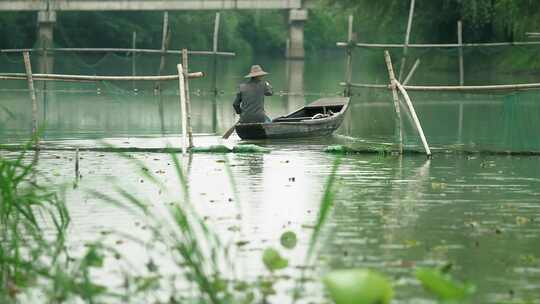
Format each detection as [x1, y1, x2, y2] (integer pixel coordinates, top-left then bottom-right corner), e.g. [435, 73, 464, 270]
[182, 49, 193, 148]
[457, 20, 464, 142]
[211, 13, 220, 132]
[395, 82, 432, 157]
[344, 15, 354, 97]
[155, 12, 170, 93]
[398, 0, 416, 82]
[458, 20, 464, 86]
[177, 63, 188, 154]
[75, 148, 80, 180]
[132, 31, 137, 90]
[212, 12, 221, 96]
[384, 50, 404, 154]
[23, 51, 39, 144]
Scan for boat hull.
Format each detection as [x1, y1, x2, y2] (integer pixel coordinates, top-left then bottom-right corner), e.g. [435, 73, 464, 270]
[235, 97, 350, 140]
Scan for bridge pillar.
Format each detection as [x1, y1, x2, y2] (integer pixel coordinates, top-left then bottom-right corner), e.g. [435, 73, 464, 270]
[286, 9, 307, 59]
[37, 10, 56, 74]
[285, 59, 305, 113]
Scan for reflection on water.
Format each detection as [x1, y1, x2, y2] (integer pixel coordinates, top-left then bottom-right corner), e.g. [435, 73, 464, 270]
[2, 54, 540, 302]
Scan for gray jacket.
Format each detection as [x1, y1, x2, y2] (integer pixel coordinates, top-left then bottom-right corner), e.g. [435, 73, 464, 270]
[233, 78, 273, 123]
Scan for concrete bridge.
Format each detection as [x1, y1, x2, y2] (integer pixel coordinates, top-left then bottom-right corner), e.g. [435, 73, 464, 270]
[0, 0, 310, 58]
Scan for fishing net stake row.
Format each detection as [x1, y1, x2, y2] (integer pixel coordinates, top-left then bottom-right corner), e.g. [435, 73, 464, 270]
[8, 51, 203, 153]
[1, 12, 234, 96]
[337, 22, 540, 91]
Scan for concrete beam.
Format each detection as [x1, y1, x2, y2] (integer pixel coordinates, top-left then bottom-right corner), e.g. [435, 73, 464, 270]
[0, 0, 303, 11]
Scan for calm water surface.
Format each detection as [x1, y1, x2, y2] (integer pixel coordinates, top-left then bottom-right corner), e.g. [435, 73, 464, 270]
[1, 52, 540, 303]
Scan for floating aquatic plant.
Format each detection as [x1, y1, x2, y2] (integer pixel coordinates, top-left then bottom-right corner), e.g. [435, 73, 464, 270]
[323, 269, 394, 304]
[416, 267, 476, 302]
[280, 231, 298, 250]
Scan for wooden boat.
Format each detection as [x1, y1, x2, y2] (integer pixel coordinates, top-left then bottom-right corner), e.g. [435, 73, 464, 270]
[235, 97, 350, 140]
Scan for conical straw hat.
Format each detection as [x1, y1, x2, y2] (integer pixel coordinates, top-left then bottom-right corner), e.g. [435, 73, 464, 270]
[244, 65, 269, 78]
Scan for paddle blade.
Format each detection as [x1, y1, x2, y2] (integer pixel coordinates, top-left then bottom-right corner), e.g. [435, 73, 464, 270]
[222, 125, 236, 139]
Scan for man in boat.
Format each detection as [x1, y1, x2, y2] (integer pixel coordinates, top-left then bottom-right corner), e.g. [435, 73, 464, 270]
[233, 65, 273, 123]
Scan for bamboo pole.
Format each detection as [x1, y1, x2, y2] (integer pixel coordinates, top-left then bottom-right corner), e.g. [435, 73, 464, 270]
[132, 31, 136, 90]
[211, 13, 221, 132]
[344, 15, 354, 97]
[161, 12, 169, 52]
[404, 83, 540, 91]
[458, 20, 464, 86]
[395, 81, 432, 157]
[458, 104, 464, 143]
[398, 0, 416, 82]
[177, 64, 188, 154]
[212, 12, 221, 96]
[0, 48, 235, 57]
[403, 59, 421, 85]
[0, 76, 94, 82]
[156, 12, 170, 93]
[336, 41, 540, 48]
[182, 49, 193, 148]
[23, 52, 38, 142]
[339, 82, 389, 89]
[384, 50, 403, 154]
[0, 72, 203, 81]
[457, 21, 465, 143]
[75, 148, 80, 180]
[340, 81, 540, 92]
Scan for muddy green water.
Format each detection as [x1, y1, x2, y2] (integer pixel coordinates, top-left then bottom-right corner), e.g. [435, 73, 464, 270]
[1, 52, 540, 303]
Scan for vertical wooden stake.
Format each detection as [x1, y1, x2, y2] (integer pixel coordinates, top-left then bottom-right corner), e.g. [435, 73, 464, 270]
[177, 64, 188, 154]
[211, 13, 221, 132]
[23, 51, 39, 145]
[398, 0, 416, 82]
[395, 82, 432, 157]
[384, 50, 404, 154]
[458, 20, 464, 86]
[182, 49, 193, 148]
[155, 12, 170, 93]
[132, 31, 136, 90]
[75, 148, 80, 180]
[344, 15, 354, 97]
[458, 104, 464, 142]
[212, 12, 221, 96]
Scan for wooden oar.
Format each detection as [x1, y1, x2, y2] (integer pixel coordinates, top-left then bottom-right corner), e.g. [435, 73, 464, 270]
[222, 123, 237, 139]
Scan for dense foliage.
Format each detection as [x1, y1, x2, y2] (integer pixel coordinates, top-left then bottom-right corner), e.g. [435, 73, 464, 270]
[330, 0, 540, 43]
[0, 1, 539, 55]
